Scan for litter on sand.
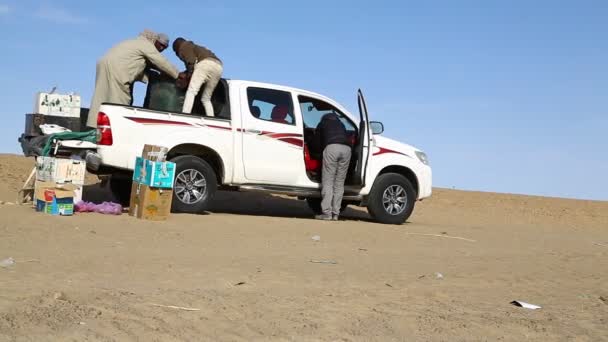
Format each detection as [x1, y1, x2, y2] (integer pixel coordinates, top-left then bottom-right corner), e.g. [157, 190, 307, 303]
[404, 233, 477, 243]
[75, 201, 122, 215]
[149, 303, 201, 311]
[53, 292, 68, 301]
[510, 301, 542, 310]
[0, 257, 15, 268]
[435, 272, 444, 279]
[310, 260, 338, 265]
[311, 235, 321, 242]
[594, 242, 607, 247]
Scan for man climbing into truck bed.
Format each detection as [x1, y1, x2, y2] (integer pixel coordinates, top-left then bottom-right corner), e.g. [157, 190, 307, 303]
[87, 30, 181, 128]
[172, 37, 223, 117]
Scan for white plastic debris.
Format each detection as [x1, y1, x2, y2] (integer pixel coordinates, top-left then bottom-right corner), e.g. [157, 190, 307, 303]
[40, 124, 71, 135]
[435, 272, 444, 279]
[0, 257, 15, 268]
[53, 292, 67, 301]
[312, 235, 321, 242]
[310, 260, 337, 265]
[511, 301, 542, 310]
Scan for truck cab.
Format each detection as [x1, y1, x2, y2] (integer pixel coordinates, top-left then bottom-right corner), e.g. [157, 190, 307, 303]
[93, 78, 432, 224]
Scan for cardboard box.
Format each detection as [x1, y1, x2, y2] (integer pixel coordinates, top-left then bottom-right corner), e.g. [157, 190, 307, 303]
[36, 157, 86, 186]
[129, 183, 173, 221]
[33, 180, 82, 206]
[133, 157, 176, 189]
[34, 92, 81, 118]
[34, 182, 77, 216]
[142, 144, 169, 162]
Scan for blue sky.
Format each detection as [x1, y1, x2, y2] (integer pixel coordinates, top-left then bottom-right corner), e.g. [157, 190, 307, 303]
[0, 0, 606, 200]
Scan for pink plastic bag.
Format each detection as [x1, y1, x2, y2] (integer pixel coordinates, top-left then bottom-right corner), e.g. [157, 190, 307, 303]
[75, 201, 122, 215]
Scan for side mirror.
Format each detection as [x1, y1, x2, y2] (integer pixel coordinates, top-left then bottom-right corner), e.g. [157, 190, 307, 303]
[370, 121, 384, 135]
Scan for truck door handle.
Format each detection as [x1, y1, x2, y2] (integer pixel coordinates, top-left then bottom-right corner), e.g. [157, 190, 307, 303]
[245, 129, 262, 135]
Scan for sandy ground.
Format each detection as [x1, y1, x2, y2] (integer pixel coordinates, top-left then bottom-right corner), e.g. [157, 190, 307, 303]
[0, 154, 607, 341]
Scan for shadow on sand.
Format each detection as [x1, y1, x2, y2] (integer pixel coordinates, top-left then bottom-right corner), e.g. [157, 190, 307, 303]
[210, 191, 371, 221]
[81, 182, 371, 221]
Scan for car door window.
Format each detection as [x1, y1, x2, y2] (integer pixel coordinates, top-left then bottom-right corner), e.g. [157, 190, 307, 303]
[298, 96, 356, 132]
[247, 87, 295, 125]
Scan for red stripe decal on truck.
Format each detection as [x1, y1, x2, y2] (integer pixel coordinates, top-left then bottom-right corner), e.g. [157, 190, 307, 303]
[125, 117, 192, 126]
[126, 117, 232, 131]
[278, 137, 304, 147]
[373, 147, 407, 156]
[266, 133, 303, 139]
[206, 124, 231, 131]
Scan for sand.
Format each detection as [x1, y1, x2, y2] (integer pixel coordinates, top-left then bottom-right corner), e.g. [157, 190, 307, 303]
[0, 154, 606, 341]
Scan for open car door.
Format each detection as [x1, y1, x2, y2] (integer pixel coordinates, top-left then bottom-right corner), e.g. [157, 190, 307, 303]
[352, 89, 373, 186]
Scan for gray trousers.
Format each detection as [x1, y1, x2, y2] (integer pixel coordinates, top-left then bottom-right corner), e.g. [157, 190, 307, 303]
[321, 144, 352, 215]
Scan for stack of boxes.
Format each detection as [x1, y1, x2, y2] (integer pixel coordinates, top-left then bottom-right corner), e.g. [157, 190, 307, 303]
[21, 92, 85, 157]
[129, 145, 176, 221]
[34, 157, 86, 216]
[27, 92, 83, 135]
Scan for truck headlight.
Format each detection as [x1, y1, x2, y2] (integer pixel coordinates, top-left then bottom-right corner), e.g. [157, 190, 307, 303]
[415, 151, 429, 165]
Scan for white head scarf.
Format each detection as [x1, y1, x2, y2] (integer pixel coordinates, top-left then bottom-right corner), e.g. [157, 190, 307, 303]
[139, 29, 169, 46]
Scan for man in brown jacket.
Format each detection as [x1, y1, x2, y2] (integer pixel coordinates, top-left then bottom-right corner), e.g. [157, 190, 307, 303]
[173, 37, 223, 117]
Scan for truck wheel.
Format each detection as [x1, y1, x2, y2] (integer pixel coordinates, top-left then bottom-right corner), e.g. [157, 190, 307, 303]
[305, 198, 348, 215]
[367, 173, 416, 225]
[109, 176, 132, 207]
[171, 155, 217, 213]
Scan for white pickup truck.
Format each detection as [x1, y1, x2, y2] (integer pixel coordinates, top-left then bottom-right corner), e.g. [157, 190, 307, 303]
[90, 79, 432, 224]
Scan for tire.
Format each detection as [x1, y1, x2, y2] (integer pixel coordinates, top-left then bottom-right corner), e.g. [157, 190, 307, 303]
[305, 198, 348, 215]
[170, 155, 218, 213]
[109, 176, 132, 207]
[367, 173, 416, 225]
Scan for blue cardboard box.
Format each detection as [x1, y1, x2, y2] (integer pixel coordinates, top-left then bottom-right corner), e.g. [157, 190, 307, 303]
[36, 197, 74, 216]
[35, 199, 46, 212]
[34, 182, 76, 216]
[133, 157, 176, 189]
